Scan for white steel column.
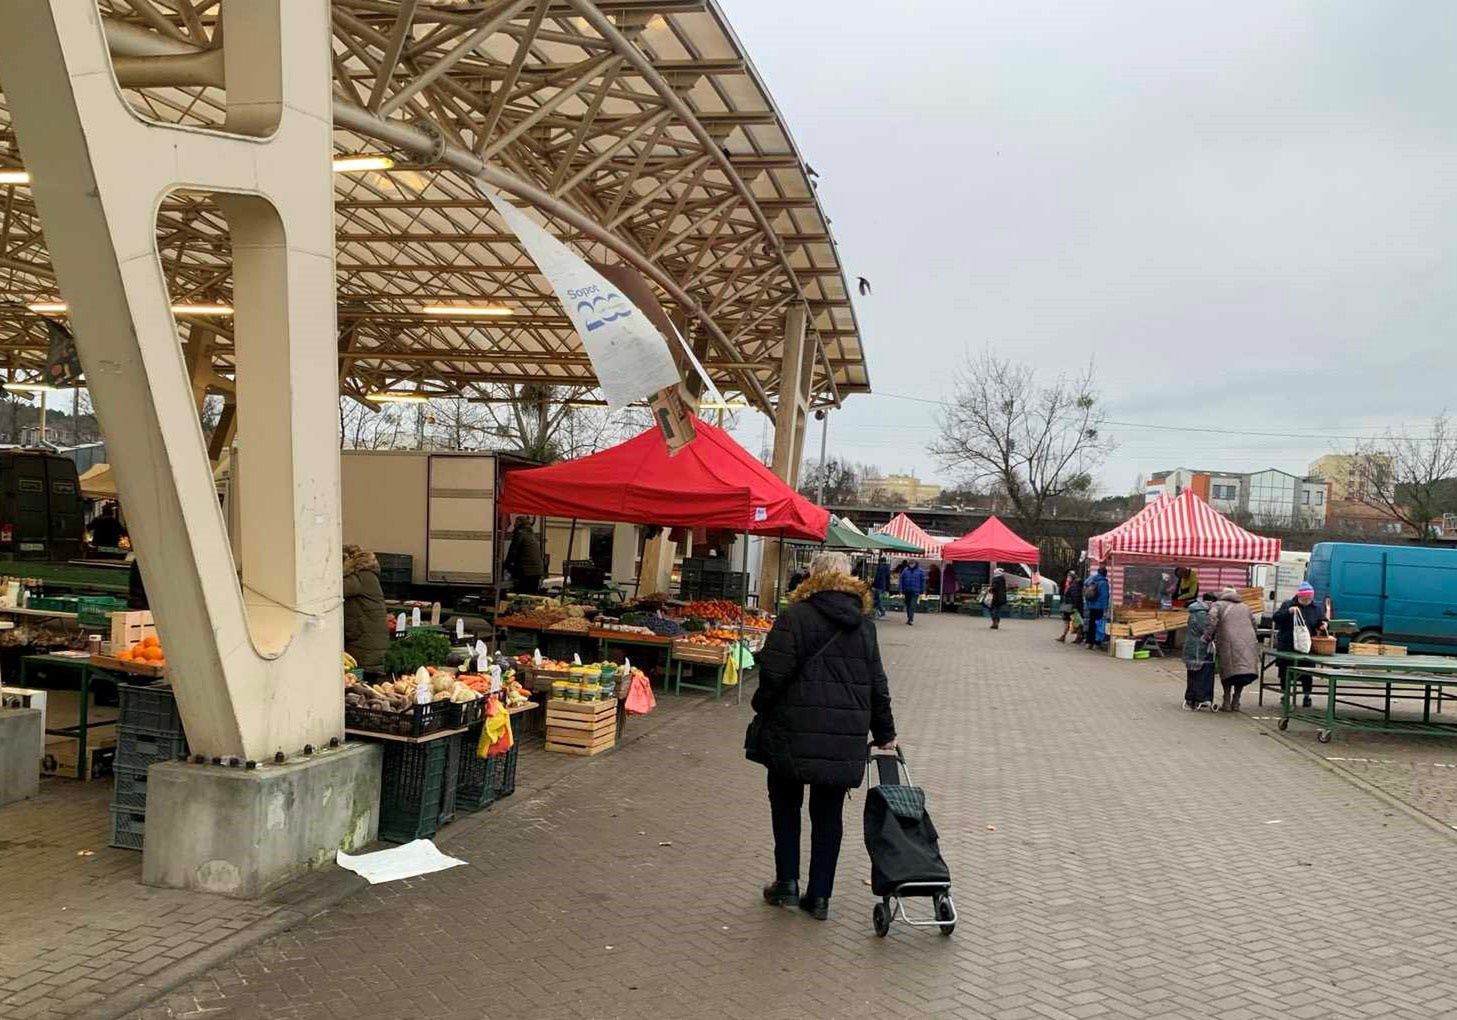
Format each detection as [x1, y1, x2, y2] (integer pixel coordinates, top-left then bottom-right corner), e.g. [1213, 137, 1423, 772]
[0, 1, 342, 760]
[757, 306, 808, 608]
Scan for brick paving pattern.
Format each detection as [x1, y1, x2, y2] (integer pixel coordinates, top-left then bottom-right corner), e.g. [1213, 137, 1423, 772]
[118, 614, 1457, 1019]
[0, 691, 703, 1020]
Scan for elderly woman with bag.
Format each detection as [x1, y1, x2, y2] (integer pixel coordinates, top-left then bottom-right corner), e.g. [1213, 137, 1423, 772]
[1205, 587, 1261, 713]
[746, 551, 897, 922]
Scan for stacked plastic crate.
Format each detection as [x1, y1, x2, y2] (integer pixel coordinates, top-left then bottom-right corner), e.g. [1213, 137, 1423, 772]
[109, 683, 188, 851]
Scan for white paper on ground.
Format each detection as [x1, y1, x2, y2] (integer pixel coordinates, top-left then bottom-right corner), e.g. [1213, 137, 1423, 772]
[336, 840, 467, 885]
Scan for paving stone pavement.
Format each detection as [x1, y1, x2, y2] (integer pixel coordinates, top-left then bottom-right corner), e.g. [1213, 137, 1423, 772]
[113, 614, 1457, 1020]
[0, 689, 702, 1020]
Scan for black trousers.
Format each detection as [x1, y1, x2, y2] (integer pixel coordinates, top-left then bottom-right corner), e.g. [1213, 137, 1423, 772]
[905, 592, 920, 623]
[767, 771, 848, 899]
[1085, 607, 1105, 646]
[989, 604, 1002, 626]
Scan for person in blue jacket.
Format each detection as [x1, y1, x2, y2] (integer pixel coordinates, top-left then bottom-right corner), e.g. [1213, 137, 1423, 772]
[1083, 565, 1111, 650]
[899, 560, 927, 625]
[870, 554, 891, 619]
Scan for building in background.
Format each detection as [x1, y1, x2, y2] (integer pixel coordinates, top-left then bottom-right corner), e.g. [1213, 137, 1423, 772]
[1144, 466, 1329, 527]
[1308, 452, 1392, 502]
[859, 472, 942, 506]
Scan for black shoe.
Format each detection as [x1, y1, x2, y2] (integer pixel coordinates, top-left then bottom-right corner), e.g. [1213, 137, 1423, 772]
[1302, 695, 1313, 709]
[798, 895, 829, 921]
[763, 880, 799, 906]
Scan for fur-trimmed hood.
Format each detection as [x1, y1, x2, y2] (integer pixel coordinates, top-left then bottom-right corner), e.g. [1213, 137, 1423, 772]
[343, 545, 379, 578]
[789, 571, 873, 621]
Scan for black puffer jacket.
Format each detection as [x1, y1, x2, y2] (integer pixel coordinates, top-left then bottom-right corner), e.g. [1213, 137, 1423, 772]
[749, 573, 896, 787]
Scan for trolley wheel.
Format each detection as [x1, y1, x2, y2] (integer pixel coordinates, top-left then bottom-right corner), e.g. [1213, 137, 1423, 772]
[1317, 729, 1332, 744]
[1277, 718, 1289, 731]
[872, 903, 891, 938]
[934, 893, 956, 936]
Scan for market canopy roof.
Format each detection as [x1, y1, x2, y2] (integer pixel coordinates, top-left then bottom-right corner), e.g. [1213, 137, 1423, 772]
[1088, 490, 1280, 564]
[791, 516, 922, 552]
[0, 3, 867, 415]
[873, 513, 948, 558]
[942, 516, 1040, 564]
[499, 419, 828, 541]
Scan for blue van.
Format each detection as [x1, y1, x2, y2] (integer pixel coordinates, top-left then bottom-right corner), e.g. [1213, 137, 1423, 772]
[1308, 542, 1457, 654]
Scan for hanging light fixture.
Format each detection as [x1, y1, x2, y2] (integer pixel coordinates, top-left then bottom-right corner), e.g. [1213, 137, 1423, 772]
[332, 154, 395, 173]
[418, 304, 514, 317]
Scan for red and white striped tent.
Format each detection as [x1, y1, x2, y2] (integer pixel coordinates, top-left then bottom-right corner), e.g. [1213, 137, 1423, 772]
[874, 513, 950, 558]
[1088, 489, 1280, 564]
[1088, 490, 1280, 606]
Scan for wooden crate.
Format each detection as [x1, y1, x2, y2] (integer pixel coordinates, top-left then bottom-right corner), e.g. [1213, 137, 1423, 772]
[672, 641, 728, 664]
[545, 698, 617, 757]
[109, 611, 155, 651]
[1237, 588, 1264, 613]
[1350, 643, 1384, 656]
[1380, 644, 1408, 657]
[90, 653, 166, 678]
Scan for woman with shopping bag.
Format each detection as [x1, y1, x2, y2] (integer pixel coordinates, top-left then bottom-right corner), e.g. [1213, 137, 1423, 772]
[745, 551, 897, 922]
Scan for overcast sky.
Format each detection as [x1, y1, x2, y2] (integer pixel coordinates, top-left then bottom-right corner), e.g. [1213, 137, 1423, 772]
[724, 0, 1457, 496]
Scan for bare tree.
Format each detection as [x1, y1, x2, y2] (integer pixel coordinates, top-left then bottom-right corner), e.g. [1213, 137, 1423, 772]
[797, 456, 863, 505]
[930, 350, 1109, 536]
[1351, 414, 1457, 541]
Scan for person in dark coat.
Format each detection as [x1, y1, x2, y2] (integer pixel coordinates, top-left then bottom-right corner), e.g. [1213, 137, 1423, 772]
[1182, 593, 1216, 710]
[899, 560, 927, 625]
[870, 554, 891, 619]
[1083, 566, 1111, 650]
[342, 544, 389, 673]
[1273, 581, 1328, 708]
[988, 568, 1008, 630]
[503, 517, 544, 595]
[1058, 570, 1083, 643]
[748, 551, 896, 921]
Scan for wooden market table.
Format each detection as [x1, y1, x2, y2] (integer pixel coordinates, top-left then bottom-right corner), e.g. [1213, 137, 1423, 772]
[1278, 660, 1457, 743]
[17, 649, 118, 780]
[1258, 649, 1457, 707]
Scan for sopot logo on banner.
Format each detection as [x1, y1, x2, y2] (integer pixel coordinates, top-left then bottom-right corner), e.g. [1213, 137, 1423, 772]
[568, 285, 632, 332]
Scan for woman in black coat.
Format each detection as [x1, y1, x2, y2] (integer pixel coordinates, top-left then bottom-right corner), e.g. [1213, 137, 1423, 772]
[1273, 581, 1328, 708]
[747, 551, 897, 921]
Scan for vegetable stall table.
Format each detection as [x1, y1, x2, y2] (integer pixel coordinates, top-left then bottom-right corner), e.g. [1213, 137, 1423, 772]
[1279, 661, 1457, 743]
[671, 640, 732, 700]
[591, 629, 674, 690]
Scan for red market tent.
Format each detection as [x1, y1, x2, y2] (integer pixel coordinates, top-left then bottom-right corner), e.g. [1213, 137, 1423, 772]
[1088, 489, 1280, 565]
[874, 513, 948, 558]
[498, 420, 829, 541]
[942, 515, 1040, 564]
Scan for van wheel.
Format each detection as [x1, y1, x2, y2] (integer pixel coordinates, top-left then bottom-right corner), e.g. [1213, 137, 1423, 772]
[1353, 629, 1381, 648]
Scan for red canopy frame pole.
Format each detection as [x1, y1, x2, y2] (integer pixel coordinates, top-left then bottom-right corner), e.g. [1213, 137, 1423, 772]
[737, 531, 748, 706]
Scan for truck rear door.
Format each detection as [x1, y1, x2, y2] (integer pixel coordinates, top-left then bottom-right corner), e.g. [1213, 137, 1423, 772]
[8, 454, 52, 558]
[426, 455, 495, 584]
[44, 456, 83, 558]
[1383, 548, 1457, 650]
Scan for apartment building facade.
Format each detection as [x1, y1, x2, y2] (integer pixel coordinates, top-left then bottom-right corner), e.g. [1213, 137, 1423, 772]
[1145, 467, 1329, 527]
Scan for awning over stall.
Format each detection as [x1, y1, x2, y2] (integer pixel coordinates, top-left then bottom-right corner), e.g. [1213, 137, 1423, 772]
[1088, 490, 1280, 564]
[942, 516, 1040, 563]
[499, 420, 828, 542]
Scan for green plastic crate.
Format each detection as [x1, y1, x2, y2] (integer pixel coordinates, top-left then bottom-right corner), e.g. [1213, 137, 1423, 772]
[79, 596, 129, 629]
[378, 739, 449, 843]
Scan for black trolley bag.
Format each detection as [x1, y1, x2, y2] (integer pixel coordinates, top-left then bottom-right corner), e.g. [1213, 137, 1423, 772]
[864, 747, 956, 936]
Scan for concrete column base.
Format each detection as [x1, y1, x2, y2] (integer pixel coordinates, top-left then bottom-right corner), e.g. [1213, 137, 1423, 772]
[0, 708, 42, 806]
[142, 742, 382, 899]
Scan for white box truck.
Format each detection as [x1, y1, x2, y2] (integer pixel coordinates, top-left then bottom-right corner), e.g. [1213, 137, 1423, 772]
[340, 450, 504, 587]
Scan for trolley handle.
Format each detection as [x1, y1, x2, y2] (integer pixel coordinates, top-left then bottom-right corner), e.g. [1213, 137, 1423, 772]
[867, 743, 910, 786]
